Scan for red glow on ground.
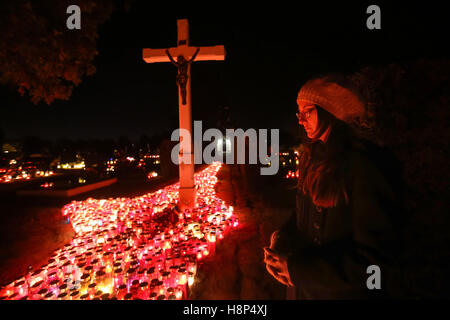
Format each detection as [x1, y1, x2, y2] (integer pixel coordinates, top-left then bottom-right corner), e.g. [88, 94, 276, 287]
[0, 162, 238, 300]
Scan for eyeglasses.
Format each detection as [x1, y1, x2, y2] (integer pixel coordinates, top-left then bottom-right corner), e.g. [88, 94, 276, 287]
[296, 106, 315, 122]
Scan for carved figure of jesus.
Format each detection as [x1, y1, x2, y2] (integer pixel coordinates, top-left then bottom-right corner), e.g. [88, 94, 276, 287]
[166, 48, 200, 105]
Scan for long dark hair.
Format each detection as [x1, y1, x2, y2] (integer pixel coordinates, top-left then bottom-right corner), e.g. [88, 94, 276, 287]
[298, 105, 357, 208]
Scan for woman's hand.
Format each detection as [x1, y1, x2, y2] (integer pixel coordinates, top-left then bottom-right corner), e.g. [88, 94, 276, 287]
[264, 247, 294, 287]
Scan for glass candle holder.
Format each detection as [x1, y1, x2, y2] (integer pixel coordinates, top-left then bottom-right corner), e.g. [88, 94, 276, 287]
[91, 258, 101, 271]
[115, 250, 124, 261]
[130, 279, 140, 295]
[84, 251, 94, 265]
[30, 269, 46, 284]
[95, 270, 106, 287]
[175, 287, 184, 300]
[62, 261, 73, 275]
[46, 271, 59, 283]
[137, 281, 149, 300]
[87, 283, 97, 298]
[144, 257, 152, 268]
[58, 283, 68, 295]
[70, 279, 82, 291]
[113, 268, 124, 288]
[37, 288, 48, 299]
[29, 280, 44, 297]
[48, 279, 60, 297]
[94, 290, 103, 299]
[154, 259, 164, 272]
[173, 254, 182, 266]
[169, 265, 179, 282]
[146, 267, 156, 282]
[95, 245, 104, 255]
[116, 284, 128, 300]
[83, 265, 94, 276]
[155, 280, 164, 297]
[187, 261, 197, 277]
[76, 262, 86, 271]
[80, 273, 91, 287]
[113, 260, 123, 271]
[137, 268, 147, 282]
[187, 272, 195, 287]
[166, 287, 175, 297]
[129, 260, 139, 269]
[177, 267, 187, 285]
[103, 251, 113, 264]
[64, 272, 74, 284]
[126, 268, 137, 288]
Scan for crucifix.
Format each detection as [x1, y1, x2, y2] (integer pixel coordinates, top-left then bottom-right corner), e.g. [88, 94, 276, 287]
[143, 19, 225, 210]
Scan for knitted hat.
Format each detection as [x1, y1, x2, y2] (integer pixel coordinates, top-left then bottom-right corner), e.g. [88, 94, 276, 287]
[297, 74, 365, 122]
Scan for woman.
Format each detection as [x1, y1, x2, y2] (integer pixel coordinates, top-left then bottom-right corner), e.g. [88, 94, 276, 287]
[264, 74, 399, 299]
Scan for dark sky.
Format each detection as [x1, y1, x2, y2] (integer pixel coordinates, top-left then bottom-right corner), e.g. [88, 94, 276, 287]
[1, 1, 448, 141]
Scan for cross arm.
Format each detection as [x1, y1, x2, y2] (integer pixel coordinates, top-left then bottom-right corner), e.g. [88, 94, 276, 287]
[143, 45, 225, 63]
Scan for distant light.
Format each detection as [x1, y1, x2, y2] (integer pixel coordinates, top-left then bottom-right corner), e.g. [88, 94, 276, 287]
[59, 161, 85, 170]
[147, 171, 158, 179]
[217, 138, 231, 154]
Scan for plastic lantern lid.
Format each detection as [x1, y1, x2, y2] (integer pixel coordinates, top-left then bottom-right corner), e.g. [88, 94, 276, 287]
[124, 293, 133, 300]
[57, 292, 68, 299]
[31, 280, 44, 289]
[38, 288, 48, 295]
[101, 293, 110, 300]
[70, 290, 80, 297]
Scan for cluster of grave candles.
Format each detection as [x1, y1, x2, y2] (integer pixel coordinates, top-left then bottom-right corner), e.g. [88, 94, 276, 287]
[0, 162, 238, 300]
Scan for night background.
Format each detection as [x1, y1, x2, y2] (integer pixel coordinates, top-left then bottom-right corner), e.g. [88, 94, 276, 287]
[0, 0, 449, 301]
[2, 1, 447, 140]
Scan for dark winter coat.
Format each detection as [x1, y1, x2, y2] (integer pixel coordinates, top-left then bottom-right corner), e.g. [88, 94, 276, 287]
[278, 141, 400, 300]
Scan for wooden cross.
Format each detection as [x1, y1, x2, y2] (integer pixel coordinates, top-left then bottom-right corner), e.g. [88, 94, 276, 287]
[143, 19, 226, 210]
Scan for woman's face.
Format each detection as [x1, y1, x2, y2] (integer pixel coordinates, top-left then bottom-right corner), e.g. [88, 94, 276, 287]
[297, 100, 319, 139]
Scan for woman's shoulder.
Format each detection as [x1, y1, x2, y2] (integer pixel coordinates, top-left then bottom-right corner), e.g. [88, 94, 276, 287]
[346, 140, 400, 177]
[346, 146, 382, 177]
[345, 145, 398, 200]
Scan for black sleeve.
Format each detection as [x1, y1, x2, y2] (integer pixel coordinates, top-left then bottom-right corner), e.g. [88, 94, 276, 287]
[286, 158, 398, 292]
[278, 209, 297, 237]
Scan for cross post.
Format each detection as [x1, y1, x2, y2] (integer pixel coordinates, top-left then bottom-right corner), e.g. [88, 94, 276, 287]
[143, 19, 225, 210]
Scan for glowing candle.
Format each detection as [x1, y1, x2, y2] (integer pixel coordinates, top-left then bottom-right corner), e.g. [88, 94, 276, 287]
[0, 163, 240, 300]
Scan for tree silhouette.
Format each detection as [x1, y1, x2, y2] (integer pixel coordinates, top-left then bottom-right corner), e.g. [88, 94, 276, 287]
[0, 0, 114, 105]
[349, 59, 450, 297]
